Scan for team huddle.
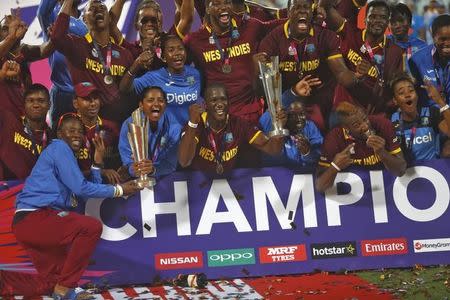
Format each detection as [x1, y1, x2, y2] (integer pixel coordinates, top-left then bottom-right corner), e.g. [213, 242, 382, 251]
[1, 0, 450, 298]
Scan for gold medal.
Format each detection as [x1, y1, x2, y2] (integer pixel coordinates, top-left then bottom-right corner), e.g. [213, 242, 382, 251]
[222, 64, 232, 74]
[104, 74, 113, 85]
[216, 162, 224, 175]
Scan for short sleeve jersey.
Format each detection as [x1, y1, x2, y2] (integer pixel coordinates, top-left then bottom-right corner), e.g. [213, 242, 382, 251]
[52, 13, 134, 121]
[334, 22, 404, 112]
[259, 22, 342, 92]
[0, 111, 50, 180]
[187, 113, 262, 173]
[184, 18, 282, 116]
[319, 115, 401, 169]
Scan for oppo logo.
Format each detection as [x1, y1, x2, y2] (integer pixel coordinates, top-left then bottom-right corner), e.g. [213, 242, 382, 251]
[207, 248, 255, 267]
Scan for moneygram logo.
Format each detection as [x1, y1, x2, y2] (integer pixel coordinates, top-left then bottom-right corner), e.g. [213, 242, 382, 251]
[311, 242, 357, 259]
[207, 248, 255, 267]
[155, 251, 203, 270]
[259, 244, 307, 264]
[413, 238, 450, 253]
[361, 238, 408, 256]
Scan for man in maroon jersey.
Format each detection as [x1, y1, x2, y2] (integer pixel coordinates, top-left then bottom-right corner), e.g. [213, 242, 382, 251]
[315, 101, 406, 193]
[320, 0, 404, 114]
[51, 0, 134, 123]
[0, 12, 53, 117]
[257, 0, 369, 131]
[178, 83, 286, 173]
[72, 82, 121, 184]
[0, 84, 52, 180]
[184, 0, 283, 125]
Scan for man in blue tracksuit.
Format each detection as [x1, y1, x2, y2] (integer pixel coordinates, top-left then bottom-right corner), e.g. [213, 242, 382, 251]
[0, 115, 140, 299]
[37, 0, 87, 126]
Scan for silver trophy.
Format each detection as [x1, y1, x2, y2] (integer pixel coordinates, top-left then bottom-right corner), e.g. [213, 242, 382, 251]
[259, 56, 289, 137]
[127, 109, 155, 188]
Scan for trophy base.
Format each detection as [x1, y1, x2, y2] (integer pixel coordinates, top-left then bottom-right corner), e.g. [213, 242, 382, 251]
[269, 128, 290, 137]
[135, 177, 156, 188]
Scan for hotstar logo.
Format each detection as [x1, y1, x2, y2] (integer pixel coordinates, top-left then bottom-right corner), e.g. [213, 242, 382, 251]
[207, 248, 255, 267]
[311, 241, 358, 259]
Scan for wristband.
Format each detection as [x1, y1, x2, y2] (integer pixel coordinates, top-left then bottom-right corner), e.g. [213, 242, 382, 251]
[127, 70, 135, 77]
[114, 184, 124, 197]
[92, 162, 104, 169]
[331, 162, 341, 172]
[440, 104, 450, 114]
[188, 121, 198, 128]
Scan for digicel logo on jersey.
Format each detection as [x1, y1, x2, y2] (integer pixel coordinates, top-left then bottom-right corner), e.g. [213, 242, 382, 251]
[155, 251, 203, 270]
[361, 238, 408, 256]
[259, 244, 307, 264]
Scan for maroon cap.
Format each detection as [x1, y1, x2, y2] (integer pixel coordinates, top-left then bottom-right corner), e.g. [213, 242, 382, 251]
[74, 82, 99, 98]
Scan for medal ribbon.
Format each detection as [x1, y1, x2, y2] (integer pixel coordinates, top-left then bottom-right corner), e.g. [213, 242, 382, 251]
[148, 118, 167, 162]
[433, 64, 449, 99]
[211, 31, 233, 68]
[406, 45, 412, 61]
[364, 40, 386, 83]
[290, 40, 308, 77]
[205, 122, 226, 167]
[23, 118, 48, 155]
[92, 40, 112, 76]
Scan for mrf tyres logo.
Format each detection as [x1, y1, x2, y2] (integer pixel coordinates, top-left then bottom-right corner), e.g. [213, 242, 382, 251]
[207, 248, 255, 267]
[311, 241, 357, 259]
[414, 238, 450, 253]
[259, 244, 307, 264]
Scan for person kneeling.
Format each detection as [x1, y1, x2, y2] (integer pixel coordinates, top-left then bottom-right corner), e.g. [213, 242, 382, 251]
[0, 115, 141, 299]
[315, 102, 406, 193]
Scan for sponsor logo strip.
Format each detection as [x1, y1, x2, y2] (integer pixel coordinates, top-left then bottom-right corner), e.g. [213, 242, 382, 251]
[311, 241, 357, 259]
[413, 238, 450, 253]
[207, 248, 255, 267]
[259, 244, 307, 264]
[155, 251, 203, 270]
[361, 238, 408, 256]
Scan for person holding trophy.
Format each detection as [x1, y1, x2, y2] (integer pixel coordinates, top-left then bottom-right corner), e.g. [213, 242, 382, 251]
[118, 86, 182, 185]
[178, 83, 286, 174]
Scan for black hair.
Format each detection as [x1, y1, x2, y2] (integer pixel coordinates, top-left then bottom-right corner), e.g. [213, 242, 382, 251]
[160, 34, 184, 55]
[432, 14, 450, 37]
[134, 0, 161, 26]
[24, 83, 50, 101]
[139, 85, 167, 102]
[389, 72, 416, 92]
[205, 82, 228, 100]
[366, 0, 390, 17]
[390, 3, 412, 25]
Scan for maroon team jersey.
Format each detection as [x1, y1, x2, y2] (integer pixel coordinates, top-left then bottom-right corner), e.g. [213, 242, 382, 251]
[318, 115, 401, 169]
[76, 117, 120, 172]
[0, 111, 51, 180]
[184, 18, 282, 117]
[187, 113, 262, 173]
[0, 50, 35, 117]
[52, 13, 134, 122]
[334, 22, 404, 112]
[259, 22, 342, 93]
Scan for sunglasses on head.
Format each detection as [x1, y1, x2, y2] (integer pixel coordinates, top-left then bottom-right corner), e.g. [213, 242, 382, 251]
[57, 112, 81, 129]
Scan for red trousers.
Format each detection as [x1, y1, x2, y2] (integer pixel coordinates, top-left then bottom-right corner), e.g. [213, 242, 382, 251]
[0, 208, 102, 297]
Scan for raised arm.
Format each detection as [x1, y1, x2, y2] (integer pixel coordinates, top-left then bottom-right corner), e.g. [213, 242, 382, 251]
[318, 0, 347, 32]
[178, 104, 204, 167]
[175, 0, 195, 38]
